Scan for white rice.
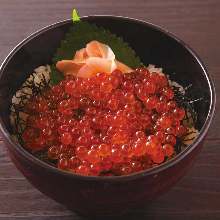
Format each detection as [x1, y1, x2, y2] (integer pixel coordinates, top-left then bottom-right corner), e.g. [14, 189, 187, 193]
[10, 65, 51, 128]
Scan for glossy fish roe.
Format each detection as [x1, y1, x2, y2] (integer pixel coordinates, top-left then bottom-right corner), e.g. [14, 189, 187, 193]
[22, 68, 187, 176]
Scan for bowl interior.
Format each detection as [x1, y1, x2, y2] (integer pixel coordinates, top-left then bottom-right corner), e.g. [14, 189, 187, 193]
[0, 16, 212, 160]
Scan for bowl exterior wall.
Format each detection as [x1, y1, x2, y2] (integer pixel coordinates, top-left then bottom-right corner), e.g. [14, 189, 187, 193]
[3, 134, 203, 216]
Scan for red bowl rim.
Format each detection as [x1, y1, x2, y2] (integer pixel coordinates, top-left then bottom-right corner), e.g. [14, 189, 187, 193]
[0, 15, 216, 182]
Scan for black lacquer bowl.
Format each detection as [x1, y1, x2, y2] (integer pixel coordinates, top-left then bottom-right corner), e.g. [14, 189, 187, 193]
[0, 16, 216, 217]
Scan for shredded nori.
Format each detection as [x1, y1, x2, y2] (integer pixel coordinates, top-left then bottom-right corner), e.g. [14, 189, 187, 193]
[171, 83, 200, 153]
[10, 72, 50, 151]
[172, 84, 197, 125]
[34, 150, 57, 167]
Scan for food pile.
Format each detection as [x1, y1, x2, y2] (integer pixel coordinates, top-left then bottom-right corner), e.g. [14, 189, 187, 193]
[10, 13, 198, 176]
[20, 54, 188, 176]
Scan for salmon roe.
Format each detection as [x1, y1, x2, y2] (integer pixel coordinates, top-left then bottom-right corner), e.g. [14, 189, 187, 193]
[22, 68, 187, 176]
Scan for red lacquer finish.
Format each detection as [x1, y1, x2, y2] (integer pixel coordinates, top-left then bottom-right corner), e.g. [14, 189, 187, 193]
[5, 138, 203, 216]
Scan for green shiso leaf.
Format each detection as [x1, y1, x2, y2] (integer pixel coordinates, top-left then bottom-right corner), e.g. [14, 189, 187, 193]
[51, 20, 143, 84]
[50, 65, 64, 85]
[72, 9, 80, 22]
[52, 21, 142, 67]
